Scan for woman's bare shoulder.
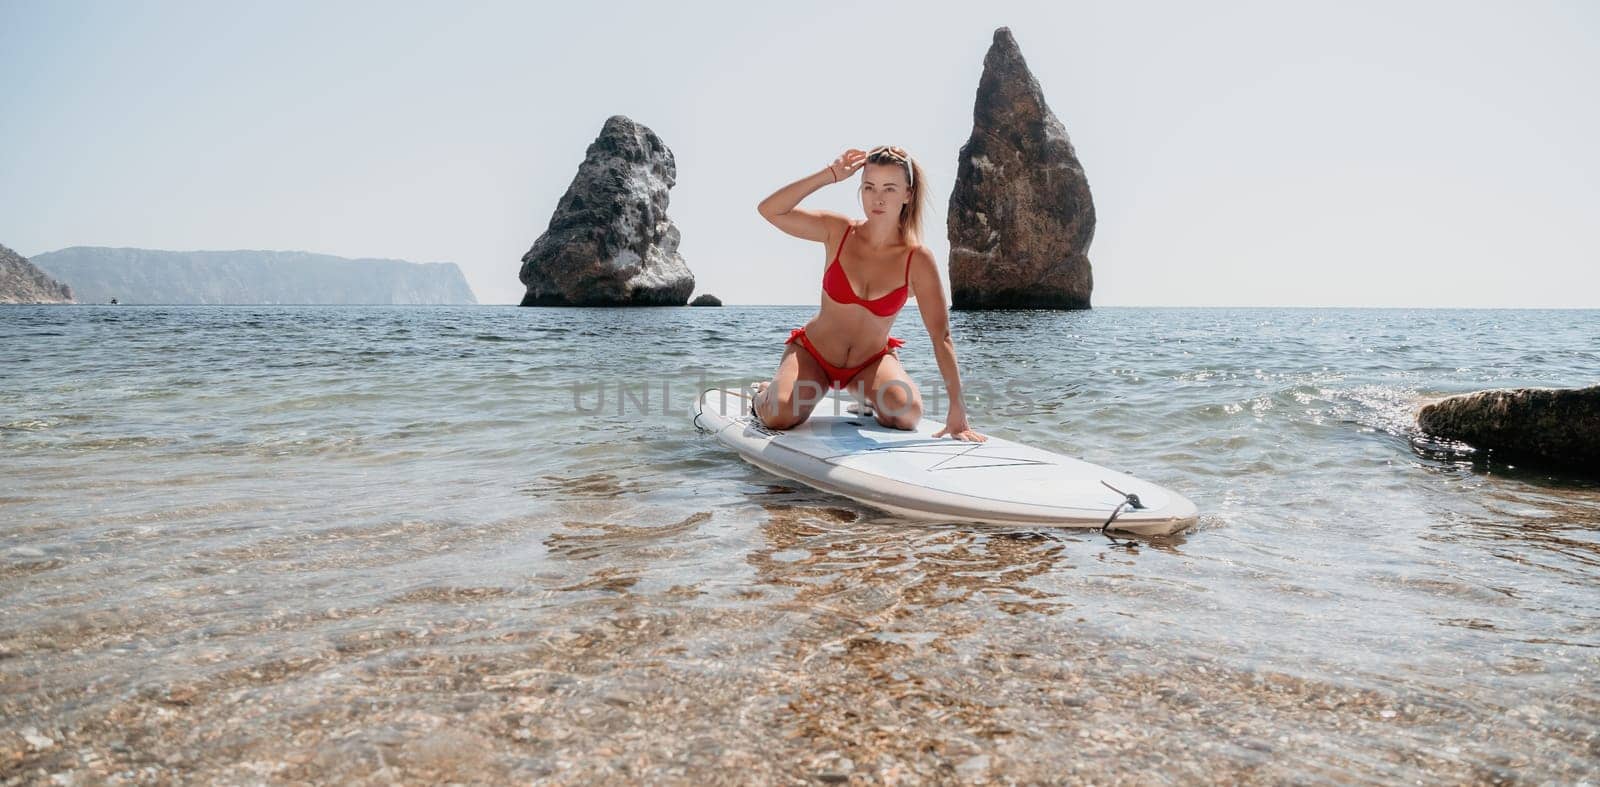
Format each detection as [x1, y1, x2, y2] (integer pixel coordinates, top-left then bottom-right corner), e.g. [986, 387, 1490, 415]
[816, 212, 856, 248]
[906, 244, 938, 298]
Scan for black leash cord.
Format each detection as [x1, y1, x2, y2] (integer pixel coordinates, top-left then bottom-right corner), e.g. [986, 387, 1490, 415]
[693, 387, 758, 435]
[1098, 480, 1147, 542]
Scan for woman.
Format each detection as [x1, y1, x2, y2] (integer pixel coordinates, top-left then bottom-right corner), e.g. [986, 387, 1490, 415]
[753, 146, 985, 442]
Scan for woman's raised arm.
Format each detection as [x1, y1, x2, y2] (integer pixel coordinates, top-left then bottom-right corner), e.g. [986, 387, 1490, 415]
[757, 149, 865, 242]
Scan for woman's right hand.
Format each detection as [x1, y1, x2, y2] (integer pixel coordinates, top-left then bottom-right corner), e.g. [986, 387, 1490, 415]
[827, 149, 867, 183]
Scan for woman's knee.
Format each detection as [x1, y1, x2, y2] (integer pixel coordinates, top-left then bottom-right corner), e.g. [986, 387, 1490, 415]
[764, 410, 804, 429]
[874, 385, 922, 430]
[879, 407, 921, 429]
[761, 386, 824, 428]
[877, 378, 919, 408]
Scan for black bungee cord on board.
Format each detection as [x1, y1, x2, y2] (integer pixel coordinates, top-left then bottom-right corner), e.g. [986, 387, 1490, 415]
[1098, 479, 1147, 546]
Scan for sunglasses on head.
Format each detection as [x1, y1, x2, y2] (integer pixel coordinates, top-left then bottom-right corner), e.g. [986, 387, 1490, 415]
[867, 146, 913, 187]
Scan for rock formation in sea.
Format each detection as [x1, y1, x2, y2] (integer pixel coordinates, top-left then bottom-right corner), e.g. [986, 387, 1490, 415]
[27, 248, 477, 305]
[0, 243, 74, 304]
[519, 115, 694, 306]
[1417, 385, 1600, 475]
[947, 27, 1095, 310]
[690, 293, 722, 307]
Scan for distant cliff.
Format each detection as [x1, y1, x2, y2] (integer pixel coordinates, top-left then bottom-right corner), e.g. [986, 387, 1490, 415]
[0, 243, 74, 304]
[30, 248, 477, 305]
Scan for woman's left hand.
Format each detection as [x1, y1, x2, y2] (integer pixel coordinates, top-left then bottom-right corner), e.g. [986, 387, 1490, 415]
[933, 406, 987, 442]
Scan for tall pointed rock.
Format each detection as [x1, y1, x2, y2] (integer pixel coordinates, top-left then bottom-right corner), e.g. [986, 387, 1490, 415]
[948, 28, 1094, 309]
[519, 116, 694, 306]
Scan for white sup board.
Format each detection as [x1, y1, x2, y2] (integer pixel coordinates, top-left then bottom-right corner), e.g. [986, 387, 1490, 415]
[692, 387, 1199, 536]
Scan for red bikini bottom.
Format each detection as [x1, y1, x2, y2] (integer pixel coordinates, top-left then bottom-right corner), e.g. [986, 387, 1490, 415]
[786, 327, 905, 390]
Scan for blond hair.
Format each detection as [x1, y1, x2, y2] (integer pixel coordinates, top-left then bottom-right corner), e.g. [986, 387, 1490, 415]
[864, 145, 927, 245]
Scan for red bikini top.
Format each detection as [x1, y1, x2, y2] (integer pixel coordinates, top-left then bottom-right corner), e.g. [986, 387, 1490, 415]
[821, 224, 912, 317]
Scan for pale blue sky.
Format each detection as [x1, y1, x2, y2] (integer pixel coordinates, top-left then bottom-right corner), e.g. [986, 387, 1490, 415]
[3, 0, 1596, 306]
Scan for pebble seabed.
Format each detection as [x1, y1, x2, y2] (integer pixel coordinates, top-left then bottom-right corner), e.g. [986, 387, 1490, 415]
[4, 501, 1595, 784]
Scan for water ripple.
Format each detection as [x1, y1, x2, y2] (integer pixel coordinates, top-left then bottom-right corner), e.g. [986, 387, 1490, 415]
[0, 304, 1596, 781]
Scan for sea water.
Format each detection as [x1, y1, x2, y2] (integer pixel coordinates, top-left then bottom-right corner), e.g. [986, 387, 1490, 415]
[2, 305, 1596, 782]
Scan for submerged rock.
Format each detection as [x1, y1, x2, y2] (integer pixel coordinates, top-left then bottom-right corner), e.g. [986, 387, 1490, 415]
[690, 293, 722, 307]
[0, 243, 74, 304]
[519, 115, 694, 306]
[948, 27, 1095, 310]
[1417, 385, 1600, 474]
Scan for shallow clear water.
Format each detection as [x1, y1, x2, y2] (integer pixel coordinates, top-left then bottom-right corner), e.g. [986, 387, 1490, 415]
[2, 305, 1597, 782]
